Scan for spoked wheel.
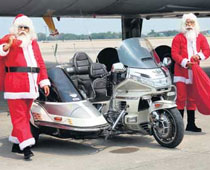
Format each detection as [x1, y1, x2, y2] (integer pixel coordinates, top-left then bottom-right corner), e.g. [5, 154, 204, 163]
[152, 108, 184, 148]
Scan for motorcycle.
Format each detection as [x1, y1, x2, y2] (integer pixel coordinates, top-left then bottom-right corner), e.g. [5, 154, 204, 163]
[30, 37, 184, 148]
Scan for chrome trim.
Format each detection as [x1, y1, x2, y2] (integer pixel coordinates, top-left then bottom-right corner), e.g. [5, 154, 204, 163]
[115, 96, 139, 100]
[35, 121, 110, 132]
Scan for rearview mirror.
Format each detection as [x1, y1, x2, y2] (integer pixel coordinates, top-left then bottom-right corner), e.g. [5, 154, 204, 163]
[162, 57, 172, 67]
[111, 63, 126, 73]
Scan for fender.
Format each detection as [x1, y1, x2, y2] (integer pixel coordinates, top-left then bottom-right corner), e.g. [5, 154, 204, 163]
[150, 100, 177, 112]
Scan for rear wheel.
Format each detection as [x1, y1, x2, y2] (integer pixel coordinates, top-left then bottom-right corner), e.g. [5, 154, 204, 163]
[30, 123, 40, 144]
[152, 108, 184, 148]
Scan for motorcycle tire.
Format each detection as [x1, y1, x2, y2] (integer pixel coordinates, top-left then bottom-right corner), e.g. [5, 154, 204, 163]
[152, 108, 184, 148]
[30, 123, 40, 145]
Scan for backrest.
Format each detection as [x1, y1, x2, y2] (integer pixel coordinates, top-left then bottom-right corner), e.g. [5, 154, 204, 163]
[89, 63, 108, 79]
[72, 52, 93, 98]
[97, 48, 119, 72]
[155, 45, 174, 74]
[73, 52, 93, 74]
[89, 63, 110, 102]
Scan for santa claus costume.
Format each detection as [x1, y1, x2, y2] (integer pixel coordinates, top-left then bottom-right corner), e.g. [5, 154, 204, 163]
[171, 13, 210, 132]
[0, 14, 50, 159]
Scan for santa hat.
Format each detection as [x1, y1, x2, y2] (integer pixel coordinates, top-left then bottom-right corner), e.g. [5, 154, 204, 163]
[10, 14, 37, 40]
[181, 13, 200, 35]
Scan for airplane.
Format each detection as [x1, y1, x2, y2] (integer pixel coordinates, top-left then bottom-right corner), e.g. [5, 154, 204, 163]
[1, 0, 210, 39]
[0, 0, 210, 75]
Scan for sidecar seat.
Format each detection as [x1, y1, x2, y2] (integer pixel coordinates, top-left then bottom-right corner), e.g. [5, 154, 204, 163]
[89, 63, 110, 102]
[73, 52, 94, 98]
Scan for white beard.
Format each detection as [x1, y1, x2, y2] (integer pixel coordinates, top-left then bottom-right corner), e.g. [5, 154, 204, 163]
[17, 31, 31, 48]
[185, 29, 197, 42]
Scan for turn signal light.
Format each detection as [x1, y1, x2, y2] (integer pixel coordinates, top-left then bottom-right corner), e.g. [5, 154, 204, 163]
[32, 112, 42, 121]
[54, 117, 62, 122]
[154, 103, 162, 108]
[68, 119, 73, 125]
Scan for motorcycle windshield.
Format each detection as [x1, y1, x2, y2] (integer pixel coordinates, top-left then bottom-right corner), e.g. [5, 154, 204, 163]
[117, 38, 161, 69]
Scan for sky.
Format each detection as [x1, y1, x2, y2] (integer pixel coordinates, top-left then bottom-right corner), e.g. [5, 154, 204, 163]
[0, 16, 210, 37]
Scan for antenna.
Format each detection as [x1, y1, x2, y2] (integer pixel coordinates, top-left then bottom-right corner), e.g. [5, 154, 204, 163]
[53, 43, 59, 64]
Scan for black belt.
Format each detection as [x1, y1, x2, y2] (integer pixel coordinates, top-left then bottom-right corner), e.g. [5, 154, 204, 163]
[5, 67, 40, 73]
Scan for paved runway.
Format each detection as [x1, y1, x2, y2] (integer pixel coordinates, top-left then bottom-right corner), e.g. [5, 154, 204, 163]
[1, 38, 210, 170]
[1, 104, 210, 170]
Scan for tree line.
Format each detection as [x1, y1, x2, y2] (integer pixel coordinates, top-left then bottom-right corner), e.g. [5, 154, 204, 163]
[37, 29, 210, 41]
[37, 31, 122, 41]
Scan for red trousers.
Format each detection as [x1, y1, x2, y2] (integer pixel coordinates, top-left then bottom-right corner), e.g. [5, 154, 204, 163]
[176, 82, 196, 110]
[8, 99, 35, 150]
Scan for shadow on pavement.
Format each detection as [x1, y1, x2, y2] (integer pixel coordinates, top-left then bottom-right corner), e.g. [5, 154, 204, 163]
[0, 137, 24, 160]
[33, 135, 102, 156]
[32, 133, 178, 156]
[0, 92, 8, 114]
[184, 131, 206, 136]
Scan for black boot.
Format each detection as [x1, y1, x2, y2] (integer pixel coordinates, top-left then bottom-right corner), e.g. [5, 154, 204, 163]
[179, 109, 184, 118]
[186, 110, 202, 132]
[11, 144, 23, 154]
[23, 146, 34, 160]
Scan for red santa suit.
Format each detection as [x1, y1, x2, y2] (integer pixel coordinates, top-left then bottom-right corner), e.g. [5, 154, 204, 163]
[0, 57, 5, 91]
[0, 15, 50, 150]
[171, 33, 210, 110]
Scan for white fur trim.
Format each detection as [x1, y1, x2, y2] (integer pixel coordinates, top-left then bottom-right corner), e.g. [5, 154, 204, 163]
[197, 52, 205, 60]
[4, 92, 39, 99]
[14, 16, 33, 28]
[187, 39, 193, 60]
[39, 79, 51, 88]
[188, 69, 193, 82]
[22, 45, 39, 95]
[9, 135, 20, 144]
[19, 138, 35, 150]
[174, 76, 192, 84]
[181, 58, 189, 68]
[0, 44, 10, 56]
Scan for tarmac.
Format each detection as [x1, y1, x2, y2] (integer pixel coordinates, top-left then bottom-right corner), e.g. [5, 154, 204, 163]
[1, 93, 210, 170]
[1, 38, 210, 170]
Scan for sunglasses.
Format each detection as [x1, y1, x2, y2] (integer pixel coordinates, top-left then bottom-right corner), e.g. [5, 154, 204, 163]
[185, 20, 195, 25]
[18, 25, 29, 30]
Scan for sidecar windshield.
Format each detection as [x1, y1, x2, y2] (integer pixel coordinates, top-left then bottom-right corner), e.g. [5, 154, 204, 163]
[117, 38, 161, 68]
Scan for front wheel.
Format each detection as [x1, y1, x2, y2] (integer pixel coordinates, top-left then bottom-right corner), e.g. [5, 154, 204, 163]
[151, 108, 184, 148]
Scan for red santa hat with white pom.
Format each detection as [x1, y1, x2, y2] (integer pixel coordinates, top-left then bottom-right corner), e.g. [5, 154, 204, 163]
[10, 14, 37, 40]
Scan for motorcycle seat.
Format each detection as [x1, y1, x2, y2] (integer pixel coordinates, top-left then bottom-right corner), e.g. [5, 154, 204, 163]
[89, 63, 110, 102]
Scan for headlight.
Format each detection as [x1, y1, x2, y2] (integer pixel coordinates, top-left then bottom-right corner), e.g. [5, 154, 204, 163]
[129, 73, 171, 88]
